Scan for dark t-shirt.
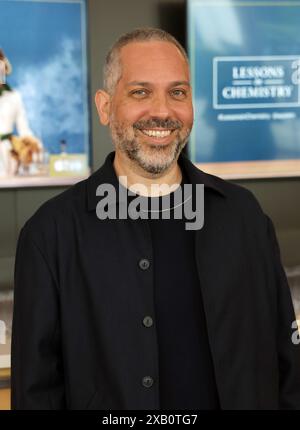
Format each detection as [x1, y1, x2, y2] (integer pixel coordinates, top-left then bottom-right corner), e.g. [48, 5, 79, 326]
[128, 171, 220, 410]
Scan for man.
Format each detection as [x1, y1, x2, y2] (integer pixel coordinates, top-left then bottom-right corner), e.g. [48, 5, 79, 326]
[11, 28, 300, 410]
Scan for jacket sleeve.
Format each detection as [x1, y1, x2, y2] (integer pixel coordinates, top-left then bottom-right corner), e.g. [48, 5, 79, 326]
[11, 225, 65, 409]
[266, 215, 300, 409]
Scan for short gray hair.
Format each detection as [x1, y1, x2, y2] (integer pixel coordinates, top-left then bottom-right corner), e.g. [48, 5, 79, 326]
[103, 27, 189, 95]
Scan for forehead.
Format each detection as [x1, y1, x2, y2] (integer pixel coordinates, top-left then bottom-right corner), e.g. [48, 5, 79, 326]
[118, 41, 189, 83]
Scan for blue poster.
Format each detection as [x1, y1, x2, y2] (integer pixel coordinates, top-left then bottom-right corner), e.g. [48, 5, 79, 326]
[188, 0, 300, 178]
[0, 0, 90, 185]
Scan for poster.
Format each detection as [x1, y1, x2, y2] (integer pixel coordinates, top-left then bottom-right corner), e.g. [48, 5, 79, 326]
[0, 0, 90, 187]
[188, 0, 300, 178]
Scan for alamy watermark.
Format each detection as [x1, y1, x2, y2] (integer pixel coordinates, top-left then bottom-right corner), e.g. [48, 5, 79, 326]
[0, 320, 6, 345]
[95, 178, 204, 231]
[0, 60, 6, 85]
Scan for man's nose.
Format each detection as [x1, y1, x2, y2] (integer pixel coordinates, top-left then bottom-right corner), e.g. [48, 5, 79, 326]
[148, 93, 172, 118]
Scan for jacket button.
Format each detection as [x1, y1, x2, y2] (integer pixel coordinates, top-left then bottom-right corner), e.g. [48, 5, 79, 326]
[142, 376, 154, 388]
[139, 258, 150, 270]
[143, 316, 153, 327]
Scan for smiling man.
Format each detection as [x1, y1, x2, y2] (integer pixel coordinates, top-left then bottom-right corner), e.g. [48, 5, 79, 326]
[12, 28, 300, 410]
[95, 38, 193, 183]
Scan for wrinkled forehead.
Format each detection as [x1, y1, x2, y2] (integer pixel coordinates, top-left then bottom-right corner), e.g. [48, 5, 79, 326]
[118, 41, 190, 83]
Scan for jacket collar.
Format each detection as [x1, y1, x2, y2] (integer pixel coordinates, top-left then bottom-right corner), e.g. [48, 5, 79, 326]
[86, 151, 226, 211]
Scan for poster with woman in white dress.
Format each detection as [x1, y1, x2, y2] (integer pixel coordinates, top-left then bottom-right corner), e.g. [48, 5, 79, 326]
[0, 0, 90, 186]
[0, 49, 42, 177]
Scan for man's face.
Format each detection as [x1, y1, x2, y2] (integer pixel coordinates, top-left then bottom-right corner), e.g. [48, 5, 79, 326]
[108, 41, 193, 175]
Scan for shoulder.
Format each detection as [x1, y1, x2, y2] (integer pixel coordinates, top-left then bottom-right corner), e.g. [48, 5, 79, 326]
[214, 172, 262, 206]
[4, 89, 21, 100]
[199, 169, 267, 227]
[192, 161, 264, 213]
[181, 154, 264, 217]
[21, 177, 88, 241]
[1, 89, 23, 107]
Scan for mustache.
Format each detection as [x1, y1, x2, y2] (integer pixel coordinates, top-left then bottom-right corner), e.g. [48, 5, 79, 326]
[133, 118, 182, 130]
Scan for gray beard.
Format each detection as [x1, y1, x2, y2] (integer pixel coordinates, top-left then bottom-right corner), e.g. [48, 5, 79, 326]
[110, 126, 190, 175]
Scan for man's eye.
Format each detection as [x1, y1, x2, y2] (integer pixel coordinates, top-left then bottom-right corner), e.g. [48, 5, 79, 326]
[131, 89, 148, 97]
[171, 89, 186, 98]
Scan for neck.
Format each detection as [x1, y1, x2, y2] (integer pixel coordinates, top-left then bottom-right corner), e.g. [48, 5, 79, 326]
[113, 150, 182, 197]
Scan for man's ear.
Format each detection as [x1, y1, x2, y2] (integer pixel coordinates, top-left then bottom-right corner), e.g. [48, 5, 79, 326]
[95, 90, 111, 125]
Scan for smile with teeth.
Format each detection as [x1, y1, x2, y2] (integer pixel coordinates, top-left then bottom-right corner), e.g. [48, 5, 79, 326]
[140, 129, 173, 138]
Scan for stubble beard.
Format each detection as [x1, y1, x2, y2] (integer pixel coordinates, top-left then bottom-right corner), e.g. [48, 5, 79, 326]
[109, 117, 191, 175]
